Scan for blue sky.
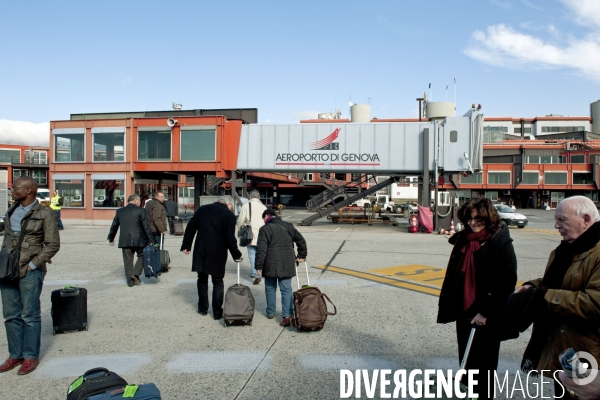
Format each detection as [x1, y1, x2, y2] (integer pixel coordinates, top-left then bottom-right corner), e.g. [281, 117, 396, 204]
[1, 0, 599, 145]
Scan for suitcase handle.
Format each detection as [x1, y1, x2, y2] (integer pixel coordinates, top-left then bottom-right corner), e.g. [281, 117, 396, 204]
[295, 261, 310, 290]
[160, 233, 164, 250]
[459, 326, 477, 370]
[321, 293, 337, 316]
[237, 262, 240, 285]
[83, 367, 110, 378]
[60, 287, 79, 297]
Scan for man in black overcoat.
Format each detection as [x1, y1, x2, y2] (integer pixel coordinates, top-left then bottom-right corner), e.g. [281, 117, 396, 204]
[180, 195, 243, 319]
[107, 194, 155, 287]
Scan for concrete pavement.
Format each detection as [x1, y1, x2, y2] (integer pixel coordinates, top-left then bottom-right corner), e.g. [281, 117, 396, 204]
[0, 209, 561, 399]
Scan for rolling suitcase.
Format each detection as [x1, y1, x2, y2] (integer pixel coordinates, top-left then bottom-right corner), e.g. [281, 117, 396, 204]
[173, 220, 184, 236]
[143, 245, 161, 279]
[159, 234, 170, 272]
[51, 286, 88, 335]
[88, 382, 162, 399]
[67, 367, 128, 400]
[290, 262, 336, 331]
[223, 262, 254, 326]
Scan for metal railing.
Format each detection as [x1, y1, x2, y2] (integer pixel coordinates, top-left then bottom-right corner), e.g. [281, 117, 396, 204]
[305, 174, 370, 211]
[11, 154, 48, 165]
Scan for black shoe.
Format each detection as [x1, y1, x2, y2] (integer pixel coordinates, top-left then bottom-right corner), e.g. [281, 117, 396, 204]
[127, 281, 135, 287]
[132, 275, 141, 284]
[197, 310, 208, 316]
[213, 314, 223, 320]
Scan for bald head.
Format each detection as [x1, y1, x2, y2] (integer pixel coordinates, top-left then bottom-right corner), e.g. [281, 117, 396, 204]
[12, 177, 38, 206]
[555, 196, 600, 243]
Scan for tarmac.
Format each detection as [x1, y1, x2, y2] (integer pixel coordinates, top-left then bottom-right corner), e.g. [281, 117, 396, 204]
[0, 208, 562, 399]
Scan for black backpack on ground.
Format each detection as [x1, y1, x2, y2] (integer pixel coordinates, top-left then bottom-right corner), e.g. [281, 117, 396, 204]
[67, 367, 128, 400]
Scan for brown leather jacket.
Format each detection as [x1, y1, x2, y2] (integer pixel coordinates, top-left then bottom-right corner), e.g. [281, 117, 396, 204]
[528, 242, 600, 372]
[2, 201, 61, 277]
[146, 199, 167, 233]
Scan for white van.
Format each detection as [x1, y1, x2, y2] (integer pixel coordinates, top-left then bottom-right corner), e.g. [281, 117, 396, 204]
[37, 189, 51, 205]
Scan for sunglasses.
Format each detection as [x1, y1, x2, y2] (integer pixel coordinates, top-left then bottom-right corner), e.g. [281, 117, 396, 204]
[467, 216, 485, 224]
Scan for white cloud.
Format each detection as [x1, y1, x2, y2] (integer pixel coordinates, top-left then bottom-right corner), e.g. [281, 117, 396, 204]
[119, 77, 132, 85]
[560, 0, 600, 28]
[292, 110, 320, 121]
[0, 120, 50, 146]
[465, 23, 600, 82]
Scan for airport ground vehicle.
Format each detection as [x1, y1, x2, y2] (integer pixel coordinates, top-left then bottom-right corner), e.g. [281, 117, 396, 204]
[494, 204, 528, 228]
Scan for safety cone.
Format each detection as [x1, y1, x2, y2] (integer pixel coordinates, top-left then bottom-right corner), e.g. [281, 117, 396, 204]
[439, 228, 450, 235]
[449, 219, 456, 235]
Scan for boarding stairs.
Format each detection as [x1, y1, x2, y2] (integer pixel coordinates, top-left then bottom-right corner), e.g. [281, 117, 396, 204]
[305, 174, 372, 211]
[299, 176, 399, 226]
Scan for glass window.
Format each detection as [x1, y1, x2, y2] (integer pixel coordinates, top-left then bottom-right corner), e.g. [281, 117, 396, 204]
[460, 172, 483, 184]
[138, 131, 171, 161]
[578, 126, 585, 131]
[527, 155, 540, 163]
[93, 180, 125, 208]
[55, 179, 85, 207]
[522, 172, 539, 184]
[524, 127, 531, 133]
[541, 156, 552, 163]
[559, 156, 567, 163]
[13, 169, 28, 181]
[180, 129, 216, 161]
[551, 127, 560, 132]
[573, 172, 593, 184]
[542, 127, 549, 132]
[94, 132, 125, 162]
[0, 149, 21, 163]
[24, 150, 47, 164]
[55, 134, 85, 162]
[485, 192, 498, 201]
[488, 172, 510, 184]
[450, 130, 457, 142]
[571, 155, 586, 163]
[32, 170, 47, 185]
[544, 172, 567, 184]
[514, 127, 521, 134]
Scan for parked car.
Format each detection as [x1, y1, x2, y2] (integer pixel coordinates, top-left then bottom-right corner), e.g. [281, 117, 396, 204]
[0, 216, 4, 233]
[494, 204, 528, 228]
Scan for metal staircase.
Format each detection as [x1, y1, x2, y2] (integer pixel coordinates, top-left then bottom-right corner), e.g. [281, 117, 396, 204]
[305, 174, 372, 211]
[299, 176, 399, 226]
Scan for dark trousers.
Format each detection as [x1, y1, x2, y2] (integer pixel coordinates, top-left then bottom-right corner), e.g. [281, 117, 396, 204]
[167, 217, 175, 235]
[456, 319, 500, 400]
[197, 272, 224, 318]
[152, 233, 162, 246]
[122, 247, 144, 285]
[55, 210, 64, 230]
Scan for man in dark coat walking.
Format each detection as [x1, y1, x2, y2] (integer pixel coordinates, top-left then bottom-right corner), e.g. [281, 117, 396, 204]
[164, 197, 179, 235]
[107, 194, 155, 287]
[180, 195, 243, 319]
[255, 208, 307, 326]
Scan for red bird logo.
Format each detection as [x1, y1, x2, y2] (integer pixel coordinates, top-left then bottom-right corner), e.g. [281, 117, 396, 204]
[310, 128, 340, 150]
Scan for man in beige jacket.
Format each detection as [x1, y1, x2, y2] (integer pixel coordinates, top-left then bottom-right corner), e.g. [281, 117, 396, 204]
[237, 190, 266, 284]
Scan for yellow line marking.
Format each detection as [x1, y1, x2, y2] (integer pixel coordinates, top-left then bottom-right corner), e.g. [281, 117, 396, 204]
[314, 265, 440, 297]
[517, 228, 560, 236]
[314, 265, 525, 297]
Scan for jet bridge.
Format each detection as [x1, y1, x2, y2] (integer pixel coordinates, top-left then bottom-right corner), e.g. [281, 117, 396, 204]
[236, 110, 484, 225]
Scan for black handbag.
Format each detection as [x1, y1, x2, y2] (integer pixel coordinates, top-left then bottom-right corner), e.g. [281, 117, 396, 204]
[0, 216, 30, 282]
[238, 203, 253, 247]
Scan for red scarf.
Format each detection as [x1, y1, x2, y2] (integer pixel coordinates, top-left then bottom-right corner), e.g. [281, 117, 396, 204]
[460, 229, 492, 311]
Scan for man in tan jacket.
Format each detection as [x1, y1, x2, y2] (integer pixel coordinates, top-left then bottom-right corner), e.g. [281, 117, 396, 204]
[146, 191, 167, 244]
[237, 190, 266, 284]
[515, 196, 600, 398]
[0, 177, 60, 375]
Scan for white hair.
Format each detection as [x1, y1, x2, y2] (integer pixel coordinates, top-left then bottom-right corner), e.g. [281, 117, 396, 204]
[249, 190, 260, 199]
[218, 195, 235, 206]
[559, 196, 600, 222]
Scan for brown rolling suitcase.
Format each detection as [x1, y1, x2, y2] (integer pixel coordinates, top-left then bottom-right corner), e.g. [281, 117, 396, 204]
[291, 262, 336, 331]
[173, 220, 184, 236]
[223, 262, 254, 326]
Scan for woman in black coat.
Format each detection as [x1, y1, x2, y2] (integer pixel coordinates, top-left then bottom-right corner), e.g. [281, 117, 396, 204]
[437, 198, 517, 400]
[255, 208, 307, 326]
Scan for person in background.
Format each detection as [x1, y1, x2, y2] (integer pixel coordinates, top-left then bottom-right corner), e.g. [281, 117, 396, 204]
[107, 194, 155, 287]
[437, 197, 517, 400]
[0, 177, 60, 375]
[255, 208, 307, 327]
[164, 197, 179, 235]
[237, 190, 267, 284]
[49, 190, 64, 230]
[180, 195, 242, 320]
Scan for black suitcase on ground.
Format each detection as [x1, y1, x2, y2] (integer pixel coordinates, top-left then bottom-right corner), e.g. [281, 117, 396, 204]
[143, 245, 161, 278]
[173, 220, 184, 236]
[223, 262, 254, 326]
[159, 234, 170, 272]
[67, 367, 128, 400]
[51, 286, 88, 335]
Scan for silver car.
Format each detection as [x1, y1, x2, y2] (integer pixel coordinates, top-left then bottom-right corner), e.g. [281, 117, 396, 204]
[494, 204, 528, 228]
